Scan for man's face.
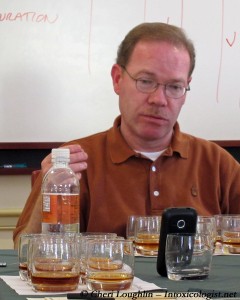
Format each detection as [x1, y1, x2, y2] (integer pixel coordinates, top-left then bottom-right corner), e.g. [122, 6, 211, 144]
[111, 40, 191, 150]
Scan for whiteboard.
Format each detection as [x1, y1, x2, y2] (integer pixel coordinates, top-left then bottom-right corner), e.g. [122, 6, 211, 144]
[0, 0, 240, 142]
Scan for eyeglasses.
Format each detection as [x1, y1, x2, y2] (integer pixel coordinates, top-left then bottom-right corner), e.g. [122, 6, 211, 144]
[121, 66, 190, 99]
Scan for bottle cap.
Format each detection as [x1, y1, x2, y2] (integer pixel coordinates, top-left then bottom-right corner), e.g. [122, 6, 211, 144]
[51, 148, 70, 162]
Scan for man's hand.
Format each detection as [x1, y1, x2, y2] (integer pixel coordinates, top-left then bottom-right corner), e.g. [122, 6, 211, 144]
[41, 144, 88, 179]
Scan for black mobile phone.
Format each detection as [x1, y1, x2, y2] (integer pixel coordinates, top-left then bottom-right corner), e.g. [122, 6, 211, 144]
[156, 207, 197, 277]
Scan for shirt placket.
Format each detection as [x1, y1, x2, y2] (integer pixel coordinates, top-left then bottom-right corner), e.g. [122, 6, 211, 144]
[149, 159, 164, 214]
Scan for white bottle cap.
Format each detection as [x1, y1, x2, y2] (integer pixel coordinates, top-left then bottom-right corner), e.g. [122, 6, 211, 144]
[51, 148, 70, 162]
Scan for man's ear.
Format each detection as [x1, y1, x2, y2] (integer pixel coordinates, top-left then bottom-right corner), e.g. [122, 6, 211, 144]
[182, 77, 192, 105]
[111, 64, 122, 95]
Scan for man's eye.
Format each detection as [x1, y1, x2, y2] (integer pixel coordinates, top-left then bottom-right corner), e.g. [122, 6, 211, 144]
[167, 84, 183, 91]
[138, 79, 154, 86]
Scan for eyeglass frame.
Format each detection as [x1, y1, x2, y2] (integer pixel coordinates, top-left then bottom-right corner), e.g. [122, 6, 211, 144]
[120, 65, 190, 99]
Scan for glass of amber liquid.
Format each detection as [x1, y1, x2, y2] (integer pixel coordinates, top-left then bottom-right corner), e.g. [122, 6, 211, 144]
[18, 233, 35, 281]
[18, 233, 53, 283]
[85, 239, 134, 291]
[134, 216, 161, 256]
[214, 215, 223, 243]
[29, 233, 80, 292]
[77, 233, 118, 284]
[221, 215, 240, 254]
[126, 215, 140, 242]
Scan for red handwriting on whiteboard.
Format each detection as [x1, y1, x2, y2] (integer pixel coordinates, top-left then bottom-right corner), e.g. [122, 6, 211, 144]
[226, 32, 236, 47]
[0, 12, 59, 23]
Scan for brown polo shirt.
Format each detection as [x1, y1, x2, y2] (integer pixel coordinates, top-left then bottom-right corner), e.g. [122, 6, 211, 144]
[13, 116, 240, 245]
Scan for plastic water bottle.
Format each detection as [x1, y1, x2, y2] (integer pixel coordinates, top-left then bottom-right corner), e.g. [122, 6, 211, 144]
[41, 148, 80, 233]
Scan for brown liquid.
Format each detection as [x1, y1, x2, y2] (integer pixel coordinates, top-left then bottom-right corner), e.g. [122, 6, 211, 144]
[35, 260, 74, 272]
[214, 237, 222, 244]
[19, 262, 27, 271]
[88, 257, 123, 271]
[19, 262, 28, 280]
[222, 232, 240, 254]
[135, 233, 159, 255]
[222, 232, 240, 245]
[31, 272, 80, 292]
[87, 272, 133, 290]
[222, 239, 240, 245]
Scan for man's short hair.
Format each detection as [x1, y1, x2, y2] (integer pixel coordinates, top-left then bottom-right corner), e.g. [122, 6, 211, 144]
[116, 22, 195, 77]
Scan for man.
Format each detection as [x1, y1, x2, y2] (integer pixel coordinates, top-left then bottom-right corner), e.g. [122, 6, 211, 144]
[13, 22, 240, 248]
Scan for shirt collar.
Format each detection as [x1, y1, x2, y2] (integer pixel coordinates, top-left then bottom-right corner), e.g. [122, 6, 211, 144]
[163, 122, 189, 159]
[108, 116, 136, 163]
[108, 116, 189, 163]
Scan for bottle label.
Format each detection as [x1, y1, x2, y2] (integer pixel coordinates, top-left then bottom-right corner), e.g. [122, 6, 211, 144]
[42, 193, 79, 225]
[42, 194, 51, 212]
[42, 194, 58, 224]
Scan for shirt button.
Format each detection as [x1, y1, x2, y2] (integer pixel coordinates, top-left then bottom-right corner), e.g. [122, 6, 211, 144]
[152, 166, 156, 172]
[153, 191, 160, 196]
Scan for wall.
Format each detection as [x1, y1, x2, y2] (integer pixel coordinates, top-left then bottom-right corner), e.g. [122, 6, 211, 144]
[0, 0, 240, 142]
[0, 175, 31, 249]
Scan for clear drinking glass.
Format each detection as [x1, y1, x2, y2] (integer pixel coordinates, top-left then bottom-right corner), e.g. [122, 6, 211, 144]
[18, 234, 34, 281]
[134, 216, 161, 256]
[197, 216, 217, 243]
[214, 215, 223, 243]
[85, 239, 134, 291]
[165, 233, 213, 280]
[29, 233, 80, 292]
[77, 233, 118, 284]
[221, 215, 240, 254]
[126, 215, 139, 242]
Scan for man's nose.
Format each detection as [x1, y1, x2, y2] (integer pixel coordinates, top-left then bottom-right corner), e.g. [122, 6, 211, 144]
[147, 85, 168, 106]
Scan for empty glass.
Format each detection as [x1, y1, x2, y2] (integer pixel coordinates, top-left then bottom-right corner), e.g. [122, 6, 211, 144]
[165, 233, 213, 280]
